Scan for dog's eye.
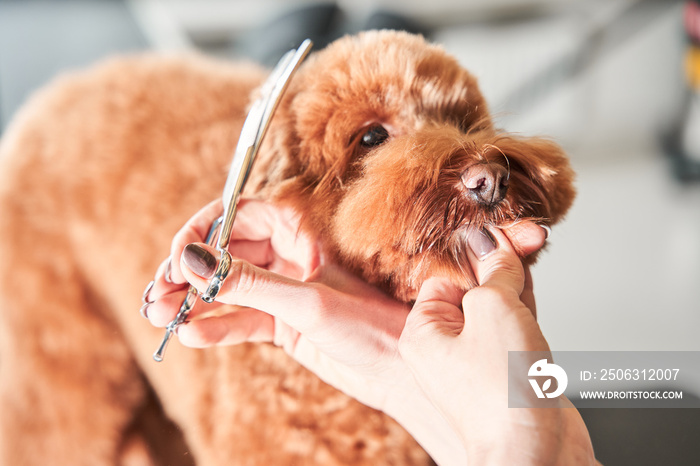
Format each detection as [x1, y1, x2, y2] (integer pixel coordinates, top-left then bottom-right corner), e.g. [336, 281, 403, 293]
[360, 125, 389, 148]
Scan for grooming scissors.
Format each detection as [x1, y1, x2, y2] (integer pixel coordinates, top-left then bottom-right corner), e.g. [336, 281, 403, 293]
[153, 39, 313, 362]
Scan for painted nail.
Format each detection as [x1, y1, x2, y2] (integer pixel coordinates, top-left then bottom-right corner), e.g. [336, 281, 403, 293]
[139, 302, 150, 319]
[142, 280, 155, 304]
[468, 229, 497, 260]
[164, 258, 173, 283]
[540, 224, 551, 240]
[183, 244, 218, 278]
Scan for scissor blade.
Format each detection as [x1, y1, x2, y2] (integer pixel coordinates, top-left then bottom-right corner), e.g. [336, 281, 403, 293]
[218, 39, 313, 251]
[254, 39, 313, 146]
[219, 48, 299, 216]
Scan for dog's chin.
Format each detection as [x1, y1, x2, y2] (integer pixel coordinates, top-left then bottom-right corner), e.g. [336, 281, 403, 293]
[329, 187, 546, 302]
[404, 214, 542, 301]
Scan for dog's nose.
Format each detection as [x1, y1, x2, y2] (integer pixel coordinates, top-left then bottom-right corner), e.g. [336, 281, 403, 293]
[461, 163, 509, 206]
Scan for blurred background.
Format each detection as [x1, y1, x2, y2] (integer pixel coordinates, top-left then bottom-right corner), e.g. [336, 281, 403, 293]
[1, 0, 699, 463]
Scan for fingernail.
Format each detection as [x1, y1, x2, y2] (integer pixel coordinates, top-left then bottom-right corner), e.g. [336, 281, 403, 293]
[139, 302, 150, 319]
[142, 280, 155, 304]
[183, 244, 217, 278]
[164, 258, 173, 283]
[540, 224, 551, 240]
[468, 229, 497, 260]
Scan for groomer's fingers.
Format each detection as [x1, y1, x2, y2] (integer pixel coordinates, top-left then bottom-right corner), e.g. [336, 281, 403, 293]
[167, 198, 282, 282]
[145, 288, 190, 327]
[177, 307, 276, 348]
[400, 277, 466, 356]
[169, 199, 225, 284]
[150, 237, 275, 303]
[465, 228, 525, 296]
[179, 243, 332, 333]
[231, 200, 296, 241]
[227, 240, 274, 266]
[148, 257, 183, 301]
[168, 199, 311, 284]
[521, 265, 537, 319]
[234, 201, 319, 278]
[502, 222, 548, 258]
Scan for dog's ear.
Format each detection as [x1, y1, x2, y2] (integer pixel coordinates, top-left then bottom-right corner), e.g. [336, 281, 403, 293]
[496, 136, 576, 225]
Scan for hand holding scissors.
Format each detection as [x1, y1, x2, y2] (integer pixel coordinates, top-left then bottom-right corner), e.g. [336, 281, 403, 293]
[151, 39, 313, 362]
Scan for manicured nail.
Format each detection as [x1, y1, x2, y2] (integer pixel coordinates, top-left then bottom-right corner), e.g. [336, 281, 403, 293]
[139, 302, 150, 319]
[540, 224, 551, 240]
[142, 280, 155, 304]
[183, 244, 217, 278]
[468, 229, 497, 260]
[164, 258, 173, 283]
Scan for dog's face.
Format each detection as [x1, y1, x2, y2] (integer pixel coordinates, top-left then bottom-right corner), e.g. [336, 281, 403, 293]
[255, 30, 575, 301]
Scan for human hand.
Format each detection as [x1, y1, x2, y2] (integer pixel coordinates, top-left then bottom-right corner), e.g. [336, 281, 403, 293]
[146, 199, 466, 460]
[145, 200, 546, 384]
[144, 199, 415, 404]
[143, 200, 554, 464]
[399, 227, 598, 465]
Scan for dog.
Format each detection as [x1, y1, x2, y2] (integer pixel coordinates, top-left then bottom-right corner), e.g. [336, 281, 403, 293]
[0, 30, 575, 464]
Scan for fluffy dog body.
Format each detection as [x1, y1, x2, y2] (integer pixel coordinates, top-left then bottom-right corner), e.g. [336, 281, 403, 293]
[0, 31, 574, 464]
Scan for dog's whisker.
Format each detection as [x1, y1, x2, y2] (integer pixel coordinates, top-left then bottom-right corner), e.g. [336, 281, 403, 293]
[481, 143, 510, 178]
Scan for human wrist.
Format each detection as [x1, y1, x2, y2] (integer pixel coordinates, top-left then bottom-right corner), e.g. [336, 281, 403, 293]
[460, 404, 598, 466]
[381, 379, 467, 466]
[463, 433, 547, 466]
[466, 440, 597, 466]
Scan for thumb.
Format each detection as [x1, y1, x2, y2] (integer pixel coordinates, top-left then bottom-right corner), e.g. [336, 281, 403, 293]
[466, 228, 526, 296]
[180, 242, 325, 333]
[400, 277, 465, 358]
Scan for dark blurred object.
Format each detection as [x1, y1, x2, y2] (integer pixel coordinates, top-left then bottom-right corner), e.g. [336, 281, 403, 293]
[233, 2, 430, 67]
[663, 0, 700, 181]
[233, 3, 342, 66]
[579, 404, 700, 466]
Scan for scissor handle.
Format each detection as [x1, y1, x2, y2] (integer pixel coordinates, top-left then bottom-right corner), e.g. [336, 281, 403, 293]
[152, 216, 223, 362]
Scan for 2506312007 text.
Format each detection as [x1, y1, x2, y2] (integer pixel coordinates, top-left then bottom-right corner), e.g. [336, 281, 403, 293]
[579, 368, 680, 382]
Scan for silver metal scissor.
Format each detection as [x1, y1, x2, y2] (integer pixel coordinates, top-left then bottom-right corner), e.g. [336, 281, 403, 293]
[153, 39, 313, 362]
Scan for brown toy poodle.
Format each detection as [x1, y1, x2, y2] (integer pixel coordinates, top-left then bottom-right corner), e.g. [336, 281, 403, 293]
[0, 30, 575, 464]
